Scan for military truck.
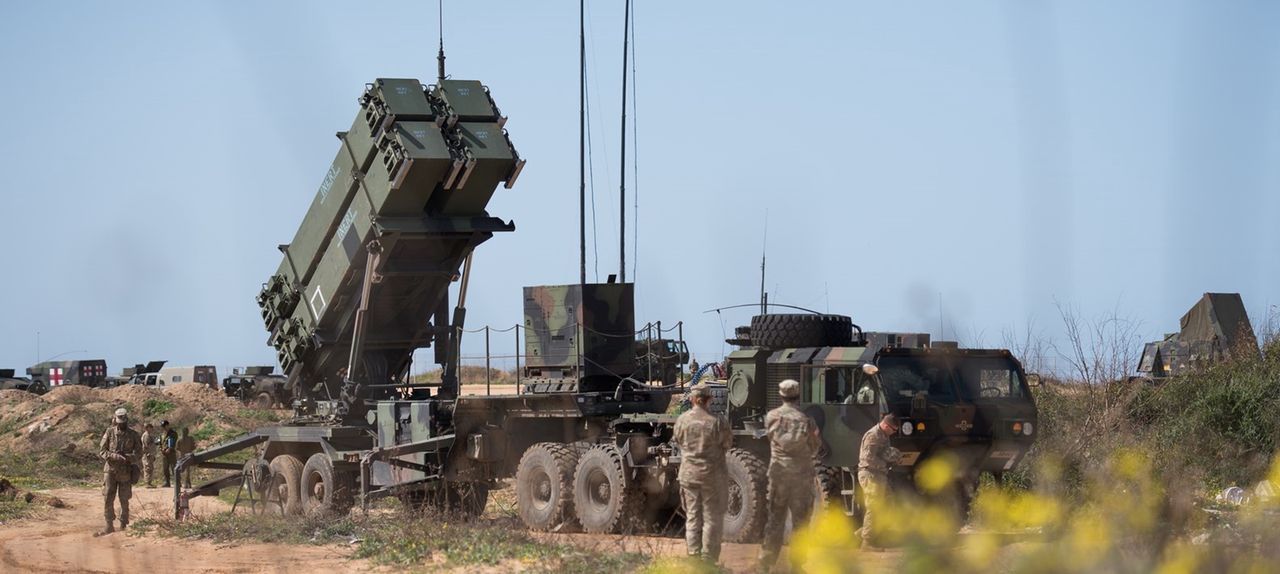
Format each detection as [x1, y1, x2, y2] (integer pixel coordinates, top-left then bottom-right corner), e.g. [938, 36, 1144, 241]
[27, 359, 108, 389]
[633, 336, 689, 386]
[176, 73, 1035, 545]
[0, 369, 45, 395]
[223, 366, 292, 408]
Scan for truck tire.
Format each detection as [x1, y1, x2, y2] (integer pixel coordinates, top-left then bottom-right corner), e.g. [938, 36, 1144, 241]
[516, 442, 580, 531]
[573, 444, 644, 534]
[723, 448, 768, 543]
[254, 392, 274, 409]
[268, 454, 304, 516]
[300, 453, 354, 516]
[749, 314, 853, 349]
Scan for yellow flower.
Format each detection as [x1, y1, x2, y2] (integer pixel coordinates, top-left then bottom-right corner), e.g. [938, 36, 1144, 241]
[915, 455, 957, 495]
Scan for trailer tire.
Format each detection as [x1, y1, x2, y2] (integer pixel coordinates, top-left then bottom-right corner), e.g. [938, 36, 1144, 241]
[253, 392, 274, 409]
[300, 453, 354, 517]
[268, 454, 304, 516]
[516, 442, 580, 531]
[750, 314, 853, 349]
[723, 448, 768, 543]
[573, 444, 644, 534]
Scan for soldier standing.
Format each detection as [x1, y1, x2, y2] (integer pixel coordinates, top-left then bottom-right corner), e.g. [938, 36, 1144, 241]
[160, 420, 178, 488]
[760, 379, 821, 571]
[97, 408, 141, 535]
[858, 413, 902, 549]
[672, 382, 732, 563]
[176, 427, 196, 488]
[139, 422, 156, 488]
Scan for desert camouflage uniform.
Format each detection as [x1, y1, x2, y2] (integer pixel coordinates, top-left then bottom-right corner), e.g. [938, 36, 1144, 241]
[857, 425, 901, 545]
[672, 403, 732, 560]
[140, 428, 156, 487]
[176, 432, 196, 488]
[760, 402, 821, 567]
[99, 425, 142, 531]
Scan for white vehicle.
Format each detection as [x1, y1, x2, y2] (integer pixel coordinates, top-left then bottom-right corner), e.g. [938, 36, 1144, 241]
[136, 365, 218, 388]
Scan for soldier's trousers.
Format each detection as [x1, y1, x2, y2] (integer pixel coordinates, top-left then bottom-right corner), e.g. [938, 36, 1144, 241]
[761, 471, 815, 565]
[163, 453, 176, 486]
[142, 453, 155, 485]
[103, 472, 132, 526]
[857, 471, 888, 544]
[680, 481, 727, 560]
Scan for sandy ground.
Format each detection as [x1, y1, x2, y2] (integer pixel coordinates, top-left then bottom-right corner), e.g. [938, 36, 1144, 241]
[0, 487, 370, 574]
[0, 483, 900, 573]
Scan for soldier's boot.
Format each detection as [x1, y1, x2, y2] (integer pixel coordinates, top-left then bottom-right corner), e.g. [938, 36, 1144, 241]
[94, 521, 114, 537]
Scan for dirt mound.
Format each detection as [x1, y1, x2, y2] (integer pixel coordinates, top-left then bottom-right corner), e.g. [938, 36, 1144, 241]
[162, 382, 242, 414]
[0, 389, 36, 403]
[42, 385, 100, 405]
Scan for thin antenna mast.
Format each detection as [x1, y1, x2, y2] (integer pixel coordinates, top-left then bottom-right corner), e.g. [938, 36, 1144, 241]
[760, 211, 768, 316]
[578, 0, 587, 286]
[436, 1, 446, 82]
[618, 0, 631, 283]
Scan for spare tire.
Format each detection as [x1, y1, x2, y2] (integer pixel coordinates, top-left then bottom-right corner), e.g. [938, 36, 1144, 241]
[750, 314, 853, 349]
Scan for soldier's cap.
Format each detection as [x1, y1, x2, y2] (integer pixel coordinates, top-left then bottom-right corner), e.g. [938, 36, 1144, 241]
[689, 382, 713, 399]
[113, 408, 128, 418]
[778, 379, 801, 399]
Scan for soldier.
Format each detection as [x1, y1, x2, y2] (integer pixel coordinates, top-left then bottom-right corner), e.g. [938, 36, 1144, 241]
[672, 382, 732, 563]
[858, 413, 902, 549]
[139, 422, 157, 488]
[176, 427, 196, 488]
[97, 407, 141, 535]
[760, 379, 821, 571]
[160, 420, 178, 488]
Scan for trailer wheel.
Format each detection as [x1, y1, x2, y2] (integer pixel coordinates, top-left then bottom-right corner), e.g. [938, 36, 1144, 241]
[268, 454, 304, 516]
[515, 442, 580, 530]
[300, 453, 354, 517]
[253, 392, 274, 409]
[573, 444, 644, 534]
[723, 448, 768, 543]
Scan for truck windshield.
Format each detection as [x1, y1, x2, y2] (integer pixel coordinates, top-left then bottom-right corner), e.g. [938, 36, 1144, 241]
[955, 357, 1028, 400]
[876, 356, 958, 404]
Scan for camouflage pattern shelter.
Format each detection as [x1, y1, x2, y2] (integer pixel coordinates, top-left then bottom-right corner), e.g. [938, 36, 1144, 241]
[1138, 293, 1259, 378]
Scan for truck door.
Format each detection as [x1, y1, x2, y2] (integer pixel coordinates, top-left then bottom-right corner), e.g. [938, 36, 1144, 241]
[801, 366, 881, 468]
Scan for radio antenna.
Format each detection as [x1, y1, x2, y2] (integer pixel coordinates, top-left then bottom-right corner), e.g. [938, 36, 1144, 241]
[436, 0, 447, 82]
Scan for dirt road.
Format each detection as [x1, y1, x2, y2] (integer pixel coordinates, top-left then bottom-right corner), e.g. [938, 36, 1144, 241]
[0, 487, 370, 574]
[1, 484, 895, 573]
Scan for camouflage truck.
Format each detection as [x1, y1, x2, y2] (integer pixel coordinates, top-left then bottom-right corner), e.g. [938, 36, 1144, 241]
[697, 314, 1038, 540]
[633, 336, 688, 386]
[223, 366, 292, 409]
[27, 359, 108, 389]
[0, 369, 45, 395]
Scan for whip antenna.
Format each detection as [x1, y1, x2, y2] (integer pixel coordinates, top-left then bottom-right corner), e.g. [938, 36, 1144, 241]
[437, 0, 446, 82]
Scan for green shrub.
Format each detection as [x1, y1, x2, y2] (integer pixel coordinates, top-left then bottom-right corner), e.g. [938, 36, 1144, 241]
[143, 398, 175, 417]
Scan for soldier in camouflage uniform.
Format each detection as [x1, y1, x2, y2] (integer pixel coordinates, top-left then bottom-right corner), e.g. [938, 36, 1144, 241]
[97, 408, 142, 535]
[139, 422, 156, 488]
[760, 379, 822, 570]
[858, 413, 901, 549]
[672, 382, 732, 562]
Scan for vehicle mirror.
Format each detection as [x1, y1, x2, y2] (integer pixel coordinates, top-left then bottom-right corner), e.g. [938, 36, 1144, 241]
[861, 364, 879, 376]
[1026, 373, 1042, 387]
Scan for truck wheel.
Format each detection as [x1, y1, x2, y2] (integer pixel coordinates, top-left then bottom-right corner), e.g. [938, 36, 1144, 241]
[573, 444, 644, 534]
[516, 442, 580, 531]
[268, 454, 304, 516]
[254, 392, 274, 409]
[750, 314, 853, 349]
[723, 448, 768, 543]
[300, 453, 354, 517]
[816, 464, 842, 510]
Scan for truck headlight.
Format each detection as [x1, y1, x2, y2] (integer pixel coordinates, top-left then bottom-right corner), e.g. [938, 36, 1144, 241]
[901, 421, 913, 436]
[1023, 422, 1034, 436]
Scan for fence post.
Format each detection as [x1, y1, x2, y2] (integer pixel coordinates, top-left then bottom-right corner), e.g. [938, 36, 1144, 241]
[485, 326, 491, 396]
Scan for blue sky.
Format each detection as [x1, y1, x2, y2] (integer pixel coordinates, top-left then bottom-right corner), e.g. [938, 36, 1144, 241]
[0, 1, 1276, 376]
